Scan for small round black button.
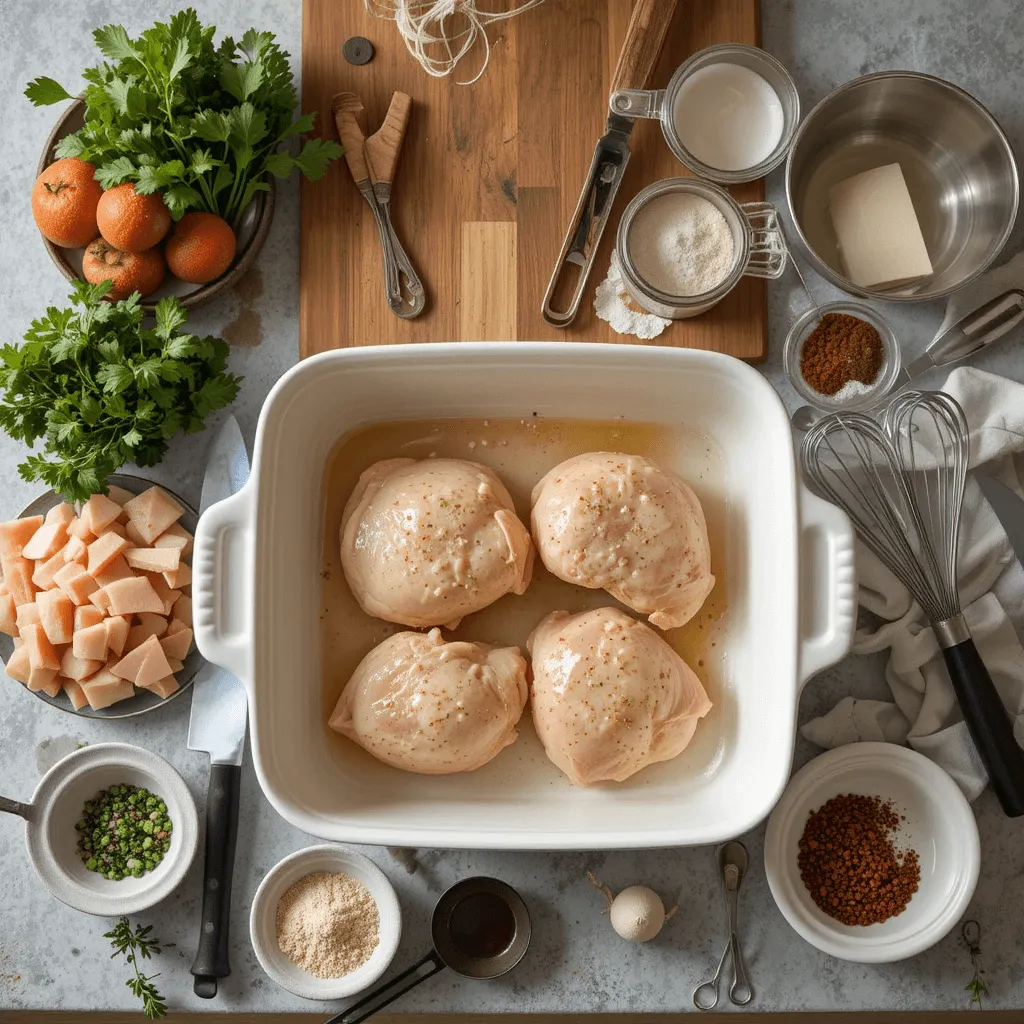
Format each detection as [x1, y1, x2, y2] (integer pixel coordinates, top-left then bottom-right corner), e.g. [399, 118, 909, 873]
[343, 37, 375, 66]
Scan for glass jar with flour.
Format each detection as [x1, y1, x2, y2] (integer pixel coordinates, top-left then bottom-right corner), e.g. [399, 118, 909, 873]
[616, 178, 786, 319]
[609, 43, 800, 185]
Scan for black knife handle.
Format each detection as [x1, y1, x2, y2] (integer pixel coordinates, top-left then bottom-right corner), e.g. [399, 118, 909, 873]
[942, 639, 1024, 817]
[191, 763, 242, 997]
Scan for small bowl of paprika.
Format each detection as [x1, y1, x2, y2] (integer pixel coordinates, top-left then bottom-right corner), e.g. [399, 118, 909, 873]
[783, 300, 901, 414]
[764, 743, 980, 963]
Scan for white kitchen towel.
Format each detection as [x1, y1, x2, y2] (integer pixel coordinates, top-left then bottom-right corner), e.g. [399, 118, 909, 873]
[801, 362, 1024, 801]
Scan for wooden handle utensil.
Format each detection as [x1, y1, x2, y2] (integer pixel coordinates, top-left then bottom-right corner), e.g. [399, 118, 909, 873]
[332, 92, 370, 184]
[365, 92, 412, 188]
[610, 0, 681, 95]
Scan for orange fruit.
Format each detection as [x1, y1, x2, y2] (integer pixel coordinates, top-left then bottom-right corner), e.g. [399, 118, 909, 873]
[96, 183, 172, 253]
[32, 157, 103, 248]
[82, 238, 166, 300]
[165, 212, 237, 284]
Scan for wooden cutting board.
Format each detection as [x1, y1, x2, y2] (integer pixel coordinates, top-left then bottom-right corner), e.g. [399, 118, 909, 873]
[300, 0, 766, 359]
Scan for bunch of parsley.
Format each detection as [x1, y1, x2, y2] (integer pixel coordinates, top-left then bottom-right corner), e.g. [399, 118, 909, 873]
[26, 8, 341, 223]
[0, 281, 241, 502]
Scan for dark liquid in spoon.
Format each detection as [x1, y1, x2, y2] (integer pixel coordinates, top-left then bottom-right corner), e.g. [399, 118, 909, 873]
[448, 892, 516, 959]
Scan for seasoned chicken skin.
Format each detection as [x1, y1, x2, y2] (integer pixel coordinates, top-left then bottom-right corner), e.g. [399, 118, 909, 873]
[527, 608, 712, 785]
[329, 628, 528, 774]
[531, 452, 714, 629]
[341, 458, 533, 628]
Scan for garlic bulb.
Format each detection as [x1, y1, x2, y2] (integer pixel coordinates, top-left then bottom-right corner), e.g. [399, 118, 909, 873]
[609, 885, 666, 943]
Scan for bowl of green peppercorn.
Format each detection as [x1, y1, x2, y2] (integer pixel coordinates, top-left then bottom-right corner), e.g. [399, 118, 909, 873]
[1, 742, 198, 916]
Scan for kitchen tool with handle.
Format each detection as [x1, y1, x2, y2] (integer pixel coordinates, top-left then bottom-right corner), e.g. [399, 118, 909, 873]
[189, 415, 252, 997]
[977, 473, 1024, 570]
[801, 391, 1024, 817]
[332, 92, 425, 320]
[541, 0, 679, 327]
[693, 842, 753, 1010]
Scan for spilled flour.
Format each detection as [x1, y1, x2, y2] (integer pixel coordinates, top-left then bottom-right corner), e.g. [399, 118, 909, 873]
[594, 250, 671, 339]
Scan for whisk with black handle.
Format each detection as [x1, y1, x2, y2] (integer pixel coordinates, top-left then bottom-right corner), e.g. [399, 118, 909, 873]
[801, 390, 1024, 817]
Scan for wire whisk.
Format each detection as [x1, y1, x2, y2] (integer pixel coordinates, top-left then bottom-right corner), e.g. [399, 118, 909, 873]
[801, 390, 1024, 817]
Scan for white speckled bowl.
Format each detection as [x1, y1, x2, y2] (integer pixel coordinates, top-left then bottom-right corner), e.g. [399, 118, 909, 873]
[764, 743, 980, 963]
[1, 742, 199, 916]
[250, 845, 402, 1001]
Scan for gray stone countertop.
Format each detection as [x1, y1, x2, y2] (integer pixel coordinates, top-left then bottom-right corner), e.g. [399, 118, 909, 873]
[1, 0, 1023, 1015]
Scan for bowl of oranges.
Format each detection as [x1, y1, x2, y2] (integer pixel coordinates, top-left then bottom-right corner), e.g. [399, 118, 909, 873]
[33, 100, 274, 313]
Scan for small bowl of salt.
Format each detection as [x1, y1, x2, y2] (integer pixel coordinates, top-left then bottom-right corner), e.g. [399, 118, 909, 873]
[783, 300, 902, 414]
[250, 844, 402, 1001]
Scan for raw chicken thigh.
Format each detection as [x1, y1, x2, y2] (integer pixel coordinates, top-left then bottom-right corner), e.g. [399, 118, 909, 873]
[531, 452, 714, 629]
[527, 607, 712, 785]
[329, 629, 528, 774]
[341, 458, 533, 628]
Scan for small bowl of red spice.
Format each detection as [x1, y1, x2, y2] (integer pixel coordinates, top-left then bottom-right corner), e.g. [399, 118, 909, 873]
[784, 301, 902, 413]
[764, 743, 980, 963]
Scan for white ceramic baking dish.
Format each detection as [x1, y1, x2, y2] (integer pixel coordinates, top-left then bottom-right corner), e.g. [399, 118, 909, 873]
[193, 343, 856, 850]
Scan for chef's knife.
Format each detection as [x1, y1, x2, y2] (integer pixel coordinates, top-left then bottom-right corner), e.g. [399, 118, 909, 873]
[541, 0, 679, 327]
[188, 415, 250, 999]
[978, 473, 1024, 571]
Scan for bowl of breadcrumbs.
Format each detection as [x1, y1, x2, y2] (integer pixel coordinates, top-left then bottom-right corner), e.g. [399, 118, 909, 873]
[250, 844, 402, 999]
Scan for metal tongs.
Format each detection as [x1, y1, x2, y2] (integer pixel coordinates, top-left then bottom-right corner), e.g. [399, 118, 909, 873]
[332, 91, 426, 319]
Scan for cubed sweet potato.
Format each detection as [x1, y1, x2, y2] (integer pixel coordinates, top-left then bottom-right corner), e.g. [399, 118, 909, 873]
[80, 670, 135, 710]
[37, 589, 75, 645]
[0, 516, 43, 559]
[88, 532, 130, 576]
[122, 486, 185, 545]
[89, 588, 112, 614]
[0, 593, 16, 637]
[104, 576, 164, 616]
[3, 556, 37, 608]
[74, 605, 105, 632]
[92, 555, 133, 588]
[145, 574, 180, 617]
[159, 626, 192, 661]
[141, 675, 179, 699]
[5, 645, 31, 683]
[45, 502, 76, 527]
[106, 485, 135, 506]
[16, 603, 41, 631]
[27, 665, 60, 695]
[73, 622, 109, 662]
[153, 522, 193, 557]
[22, 521, 68, 561]
[111, 634, 166, 684]
[171, 594, 192, 627]
[59, 646, 102, 682]
[23, 622, 60, 671]
[62, 535, 88, 566]
[67, 517, 95, 542]
[33, 549, 67, 590]
[103, 521, 129, 541]
[126, 547, 180, 574]
[136, 638, 174, 689]
[81, 494, 122, 535]
[63, 678, 89, 710]
[164, 656, 184, 673]
[124, 521, 147, 547]
[52, 562, 99, 606]
[163, 561, 192, 589]
[105, 615, 130, 657]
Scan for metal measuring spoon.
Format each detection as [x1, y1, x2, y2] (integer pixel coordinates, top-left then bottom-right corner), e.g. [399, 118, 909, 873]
[325, 877, 531, 1024]
[693, 842, 753, 1011]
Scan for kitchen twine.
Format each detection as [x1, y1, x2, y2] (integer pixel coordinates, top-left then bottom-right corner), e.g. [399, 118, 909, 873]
[364, 0, 548, 84]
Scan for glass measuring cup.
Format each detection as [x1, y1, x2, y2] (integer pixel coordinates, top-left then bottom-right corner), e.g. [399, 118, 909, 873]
[325, 877, 531, 1024]
[616, 178, 787, 319]
[610, 43, 801, 185]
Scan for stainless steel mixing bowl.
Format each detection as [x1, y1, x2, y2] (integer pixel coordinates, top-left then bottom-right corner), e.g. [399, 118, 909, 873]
[786, 71, 1018, 301]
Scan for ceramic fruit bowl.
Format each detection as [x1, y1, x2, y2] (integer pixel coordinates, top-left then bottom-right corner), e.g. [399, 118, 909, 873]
[37, 98, 274, 315]
[0, 473, 202, 719]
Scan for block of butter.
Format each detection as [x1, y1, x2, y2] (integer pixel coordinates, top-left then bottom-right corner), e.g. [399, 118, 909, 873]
[829, 163, 933, 290]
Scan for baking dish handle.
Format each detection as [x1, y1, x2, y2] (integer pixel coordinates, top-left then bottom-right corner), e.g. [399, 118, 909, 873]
[797, 485, 857, 687]
[193, 485, 254, 685]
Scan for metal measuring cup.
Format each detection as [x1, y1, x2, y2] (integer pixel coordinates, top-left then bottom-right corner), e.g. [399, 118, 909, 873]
[325, 877, 531, 1024]
[616, 178, 786, 319]
[609, 43, 800, 186]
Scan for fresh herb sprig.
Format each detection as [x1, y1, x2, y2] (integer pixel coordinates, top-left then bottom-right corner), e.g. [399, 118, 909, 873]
[962, 920, 987, 1009]
[26, 8, 341, 223]
[0, 280, 241, 502]
[105, 917, 168, 1019]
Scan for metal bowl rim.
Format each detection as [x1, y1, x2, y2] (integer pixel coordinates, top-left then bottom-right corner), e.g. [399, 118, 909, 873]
[784, 70, 1020, 302]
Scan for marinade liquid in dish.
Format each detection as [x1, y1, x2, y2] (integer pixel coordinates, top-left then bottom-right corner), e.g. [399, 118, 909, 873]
[319, 417, 732, 787]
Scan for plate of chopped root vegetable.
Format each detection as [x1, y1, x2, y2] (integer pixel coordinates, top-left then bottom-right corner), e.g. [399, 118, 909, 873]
[0, 474, 200, 718]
